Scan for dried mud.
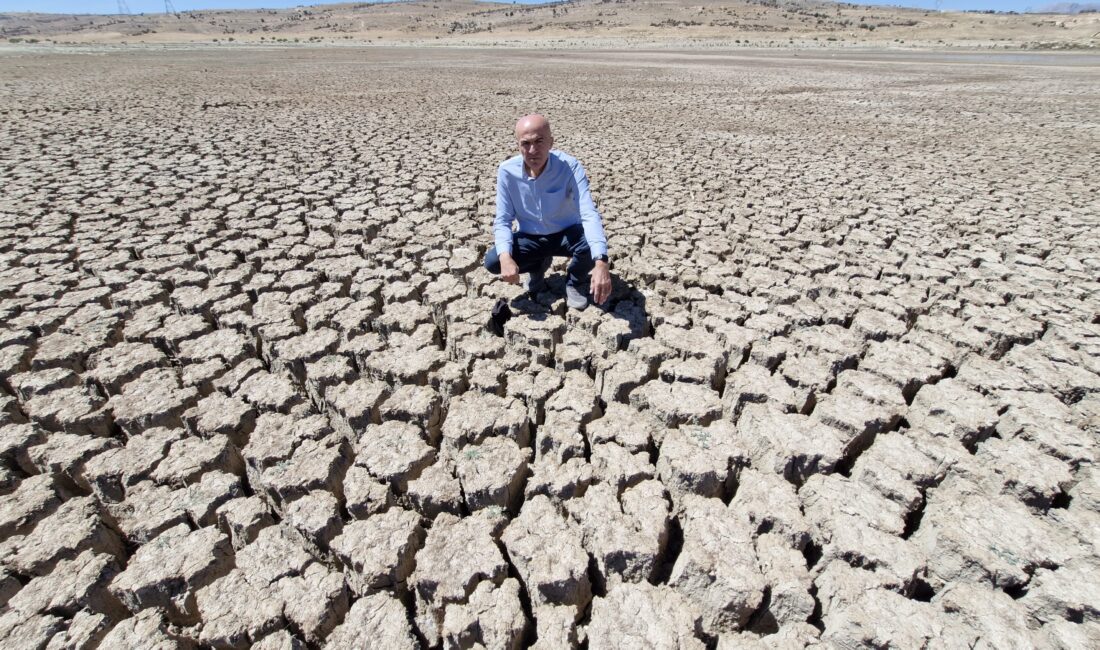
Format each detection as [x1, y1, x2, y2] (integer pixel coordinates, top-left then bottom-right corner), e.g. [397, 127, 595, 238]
[1, 46, 1098, 648]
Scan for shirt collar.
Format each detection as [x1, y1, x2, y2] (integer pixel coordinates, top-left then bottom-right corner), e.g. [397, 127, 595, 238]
[524, 151, 553, 181]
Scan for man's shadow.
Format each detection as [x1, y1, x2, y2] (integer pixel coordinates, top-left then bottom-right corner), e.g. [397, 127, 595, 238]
[503, 270, 650, 344]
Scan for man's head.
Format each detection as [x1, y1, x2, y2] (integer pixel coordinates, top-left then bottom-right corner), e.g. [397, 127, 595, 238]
[514, 114, 554, 177]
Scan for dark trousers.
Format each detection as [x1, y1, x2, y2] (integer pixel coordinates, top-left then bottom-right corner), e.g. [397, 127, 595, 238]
[483, 223, 594, 290]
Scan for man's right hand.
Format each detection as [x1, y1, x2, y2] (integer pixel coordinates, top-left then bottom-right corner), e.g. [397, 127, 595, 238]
[499, 253, 520, 285]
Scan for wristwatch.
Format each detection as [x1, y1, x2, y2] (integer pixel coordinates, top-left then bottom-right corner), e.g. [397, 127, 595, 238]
[594, 254, 609, 264]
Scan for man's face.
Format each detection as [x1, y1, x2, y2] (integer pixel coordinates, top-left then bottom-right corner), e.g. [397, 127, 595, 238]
[515, 121, 554, 175]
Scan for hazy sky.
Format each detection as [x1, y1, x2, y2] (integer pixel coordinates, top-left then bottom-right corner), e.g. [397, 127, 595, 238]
[0, 0, 1067, 15]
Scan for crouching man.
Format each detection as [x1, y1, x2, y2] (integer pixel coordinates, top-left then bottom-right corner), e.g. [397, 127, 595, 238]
[483, 114, 611, 310]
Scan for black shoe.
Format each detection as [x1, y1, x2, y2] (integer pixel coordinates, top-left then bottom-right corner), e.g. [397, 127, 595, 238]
[487, 298, 512, 337]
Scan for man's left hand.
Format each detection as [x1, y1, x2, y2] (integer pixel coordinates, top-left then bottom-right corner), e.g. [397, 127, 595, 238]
[590, 261, 612, 306]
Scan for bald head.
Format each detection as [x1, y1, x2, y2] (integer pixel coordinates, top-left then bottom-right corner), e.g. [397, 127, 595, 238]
[515, 114, 551, 140]
[514, 114, 554, 178]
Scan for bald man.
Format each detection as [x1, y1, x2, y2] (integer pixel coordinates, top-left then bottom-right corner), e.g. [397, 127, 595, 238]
[483, 114, 611, 310]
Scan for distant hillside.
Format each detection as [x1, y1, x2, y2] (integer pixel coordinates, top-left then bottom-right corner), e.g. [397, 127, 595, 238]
[1, 0, 1098, 49]
[1037, 2, 1100, 13]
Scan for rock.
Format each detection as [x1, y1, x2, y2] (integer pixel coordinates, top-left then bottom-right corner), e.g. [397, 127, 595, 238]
[94, 608, 195, 649]
[441, 391, 530, 450]
[911, 475, 1078, 591]
[1, 495, 123, 577]
[501, 495, 591, 615]
[235, 370, 307, 415]
[669, 495, 766, 634]
[586, 581, 705, 650]
[108, 523, 233, 625]
[325, 378, 390, 441]
[1022, 557, 1100, 625]
[728, 468, 810, 550]
[657, 421, 742, 504]
[354, 421, 436, 492]
[108, 367, 198, 436]
[217, 495, 275, 550]
[276, 562, 349, 644]
[324, 592, 418, 649]
[331, 507, 424, 596]
[44, 608, 113, 650]
[442, 578, 529, 650]
[630, 380, 723, 428]
[0, 473, 60, 538]
[524, 455, 593, 503]
[195, 568, 284, 649]
[86, 341, 167, 395]
[822, 588, 976, 649]
[934, 582, 1041, 648]
[968, 436, 1074, 510]
[908, 378, 999, 451]
[7, 550, 125, 620]
[411, 510, 509, 645]
[24, 386, 111, 437]
[586, 402, 662, 453]
[566, 480, 669, 586]
[283, 490, 343, 550]
[342, 465, 394, 519]
[150, 433, 243, 488]
[405, 454, 463, 519]
[455, 436, 531, 513]
[0, 610, 66, 650]
[81, 426, 185, 501]
[754, 533, 814, 627]
[183, 392, 256, 446]
[736, 404, 844, 486]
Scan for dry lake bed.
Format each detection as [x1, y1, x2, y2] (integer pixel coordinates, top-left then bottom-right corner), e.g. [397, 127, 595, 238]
[0, 45, 1098, 648]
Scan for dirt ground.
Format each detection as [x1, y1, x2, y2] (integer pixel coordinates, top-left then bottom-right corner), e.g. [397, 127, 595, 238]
[0, 45, 1098, 647]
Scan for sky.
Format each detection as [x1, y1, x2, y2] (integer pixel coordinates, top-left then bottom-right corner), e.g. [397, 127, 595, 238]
[0, 0, 1074, 14]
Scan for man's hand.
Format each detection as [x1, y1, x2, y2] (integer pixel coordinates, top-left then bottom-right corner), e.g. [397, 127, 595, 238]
[499, 253, 520, 285]
[590, 260, 611, 305]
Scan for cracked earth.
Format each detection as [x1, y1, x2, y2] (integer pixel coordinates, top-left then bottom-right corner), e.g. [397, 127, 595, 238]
[0, 46, 1098, 648]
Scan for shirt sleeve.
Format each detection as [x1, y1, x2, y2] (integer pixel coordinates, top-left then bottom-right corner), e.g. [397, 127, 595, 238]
[494, 165, 515, 257]
[571, 159, 608, 258]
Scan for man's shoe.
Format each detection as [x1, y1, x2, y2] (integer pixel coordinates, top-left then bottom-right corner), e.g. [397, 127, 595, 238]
[525, 257, 553, 295]
[565, 284, 588, 310]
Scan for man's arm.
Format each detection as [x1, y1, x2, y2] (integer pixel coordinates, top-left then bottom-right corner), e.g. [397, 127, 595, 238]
[570, 159, 611, 304]
[570, 159, 608, 259]
[494, 165, 520, 284]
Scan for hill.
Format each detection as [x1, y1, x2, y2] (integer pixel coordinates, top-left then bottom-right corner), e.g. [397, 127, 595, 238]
[1, 0, 1098, 48]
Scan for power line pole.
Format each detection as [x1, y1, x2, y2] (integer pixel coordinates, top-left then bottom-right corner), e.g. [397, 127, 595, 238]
[165, 0, 178, 15]
[117, 0, 131, 15]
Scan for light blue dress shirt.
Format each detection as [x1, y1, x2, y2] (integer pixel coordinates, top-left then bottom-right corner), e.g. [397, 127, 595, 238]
[494, 150, 609, 258]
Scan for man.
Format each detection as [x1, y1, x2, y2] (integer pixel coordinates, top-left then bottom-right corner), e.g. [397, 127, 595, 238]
[483, 114, 611, 310]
